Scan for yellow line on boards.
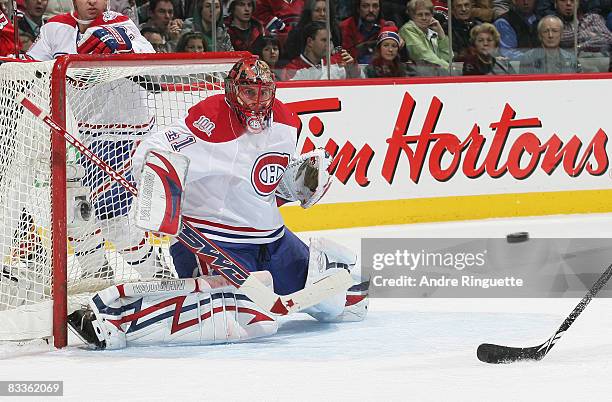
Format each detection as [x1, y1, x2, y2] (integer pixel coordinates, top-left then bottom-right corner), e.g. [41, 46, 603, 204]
[280, 189, 612, 231]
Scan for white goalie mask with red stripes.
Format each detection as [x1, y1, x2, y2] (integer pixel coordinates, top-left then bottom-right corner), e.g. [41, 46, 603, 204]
[225, 57, 276, 134]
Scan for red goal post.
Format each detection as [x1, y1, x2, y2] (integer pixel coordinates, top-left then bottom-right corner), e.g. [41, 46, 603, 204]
[0, 52, 248, 348]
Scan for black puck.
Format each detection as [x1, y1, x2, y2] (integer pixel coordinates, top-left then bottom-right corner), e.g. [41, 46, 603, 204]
[506, 232, 529, 243]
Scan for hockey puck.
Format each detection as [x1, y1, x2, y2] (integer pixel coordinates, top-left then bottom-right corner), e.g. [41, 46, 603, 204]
[506, 232, 529, 243]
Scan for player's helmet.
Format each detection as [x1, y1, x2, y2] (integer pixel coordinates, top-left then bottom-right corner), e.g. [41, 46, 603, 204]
[225, 57, 276, 134]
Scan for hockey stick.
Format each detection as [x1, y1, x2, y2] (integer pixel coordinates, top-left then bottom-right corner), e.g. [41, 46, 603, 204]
[19, 94, 352, 316]
[477, 262, 612, 364]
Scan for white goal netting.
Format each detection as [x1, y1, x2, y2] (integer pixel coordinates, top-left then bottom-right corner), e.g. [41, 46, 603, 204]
[0, 54, 241, 346]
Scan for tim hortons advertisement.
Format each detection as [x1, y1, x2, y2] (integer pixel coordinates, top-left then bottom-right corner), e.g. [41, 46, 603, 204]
[276, 78, 611, 211]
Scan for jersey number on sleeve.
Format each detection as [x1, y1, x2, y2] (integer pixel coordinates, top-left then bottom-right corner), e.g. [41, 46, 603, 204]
[165, 130, 196, 152]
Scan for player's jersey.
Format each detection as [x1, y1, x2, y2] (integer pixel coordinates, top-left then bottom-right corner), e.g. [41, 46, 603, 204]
[26, 10, 155, 222]
[27, 10, 154, 61]
[132, 94, 301, 244]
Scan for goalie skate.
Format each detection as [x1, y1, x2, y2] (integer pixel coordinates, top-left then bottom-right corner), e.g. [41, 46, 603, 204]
[67, 307, 106, 349]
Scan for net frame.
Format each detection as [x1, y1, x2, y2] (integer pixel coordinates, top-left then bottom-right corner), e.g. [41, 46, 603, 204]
[0, 52, 249, 348]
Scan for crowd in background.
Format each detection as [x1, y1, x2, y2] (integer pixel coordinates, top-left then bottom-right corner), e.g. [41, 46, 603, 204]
[3, 0, 612, 78]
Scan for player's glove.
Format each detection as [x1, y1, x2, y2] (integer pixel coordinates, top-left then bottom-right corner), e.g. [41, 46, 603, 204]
[77, 25, 134, 55]
[276, 148, 333, 209]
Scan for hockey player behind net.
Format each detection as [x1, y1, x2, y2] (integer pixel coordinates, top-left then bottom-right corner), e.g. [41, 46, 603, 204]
[26, 0, 172, 282]
[68, 57, 369, 349]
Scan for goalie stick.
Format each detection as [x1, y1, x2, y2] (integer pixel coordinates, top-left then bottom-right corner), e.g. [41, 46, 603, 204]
[18, 94, 352, 316]
[477, 262, 612, 364]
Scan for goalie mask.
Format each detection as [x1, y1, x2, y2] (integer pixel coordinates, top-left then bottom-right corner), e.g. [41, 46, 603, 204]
[225, 57, 276, 134]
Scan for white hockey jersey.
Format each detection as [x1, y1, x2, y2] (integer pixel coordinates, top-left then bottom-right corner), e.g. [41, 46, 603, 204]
[132, 95, 301, 244]
[27, 11, 155, 130]
[27, 10, 154, 60]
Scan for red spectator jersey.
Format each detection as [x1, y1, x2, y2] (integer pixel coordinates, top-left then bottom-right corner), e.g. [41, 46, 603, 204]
[0, 11, 19, 56]
[339, 17, 394, 63]
[225, 18, 265, 51]
[253, 0, 304, 29]
[280, 54, 312, 81]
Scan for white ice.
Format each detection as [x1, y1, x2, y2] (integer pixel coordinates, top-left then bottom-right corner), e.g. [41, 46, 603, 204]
[2, 213, 612, 401]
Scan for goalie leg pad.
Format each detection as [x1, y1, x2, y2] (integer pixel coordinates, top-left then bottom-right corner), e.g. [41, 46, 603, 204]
[303, 237, 369, 322]
[80, 274, 278, 349]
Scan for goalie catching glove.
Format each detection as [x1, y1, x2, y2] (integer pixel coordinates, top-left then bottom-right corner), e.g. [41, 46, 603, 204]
[77, 25, 134, 54]
[276, 148, 333, 208]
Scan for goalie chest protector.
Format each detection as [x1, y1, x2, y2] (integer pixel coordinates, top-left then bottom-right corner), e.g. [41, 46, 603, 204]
[132, 94, 301, 244]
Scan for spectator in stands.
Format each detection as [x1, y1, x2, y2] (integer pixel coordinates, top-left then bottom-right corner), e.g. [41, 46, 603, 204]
[494, 0, 539, 60]
[253, 35, 281, 78]
[400, 0, 452, 73]
[281, 21, 362, 80]
[540, 0, 611, 53]
[451, 0, 482, 61]
[254, 0, 303, 33]
[182, 0, 234, 50]
[519, 15, 580, 72]
[576, 2, 612, 53]
[365, 25, 412, 77]
[472, 0, 495, 22]
[141, 26, 169, 52]
[462, 22, 515, 74]
[225, 0, 264, 51]
[19, 0, 48, 39]
[139, 0, 183, 51]
[554, 0, 577, 48]
[111, 0, 139, 24]
[284, 0, 342, 63]
[176, 30, 208, 51]
[137, 0, 191, 23]
[340, 0, 396, 64]
[43, 0, 71, 20]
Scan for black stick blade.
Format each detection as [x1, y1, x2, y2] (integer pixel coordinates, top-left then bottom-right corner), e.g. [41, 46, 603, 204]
[477, 343, 548, 363]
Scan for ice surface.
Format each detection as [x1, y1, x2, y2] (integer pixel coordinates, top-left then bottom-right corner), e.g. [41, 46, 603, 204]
[2, 213, 612, 401]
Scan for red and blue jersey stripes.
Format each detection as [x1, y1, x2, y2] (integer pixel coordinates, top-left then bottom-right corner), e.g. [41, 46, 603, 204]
[183, 216, 285, 243]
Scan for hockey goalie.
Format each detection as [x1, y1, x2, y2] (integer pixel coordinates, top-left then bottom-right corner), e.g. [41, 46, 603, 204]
[68, 57, 369, 349]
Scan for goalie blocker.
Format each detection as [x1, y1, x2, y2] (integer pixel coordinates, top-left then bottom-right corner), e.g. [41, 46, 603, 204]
[133, 149, 189, 236]
[69, 238, 369, 349]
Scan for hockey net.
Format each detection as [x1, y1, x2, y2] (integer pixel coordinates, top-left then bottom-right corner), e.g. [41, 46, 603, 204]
[0, 53, 246, 348]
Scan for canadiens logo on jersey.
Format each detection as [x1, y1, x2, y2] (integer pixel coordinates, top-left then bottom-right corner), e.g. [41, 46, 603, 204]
[102, 11, 117, 22]
[251, 152, 290, 196]
[246, 117, 262, 131]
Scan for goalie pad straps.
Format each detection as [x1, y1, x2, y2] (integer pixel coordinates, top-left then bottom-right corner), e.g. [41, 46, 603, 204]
[87, 274, 278, 349]
[276, 149, 333, 209]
